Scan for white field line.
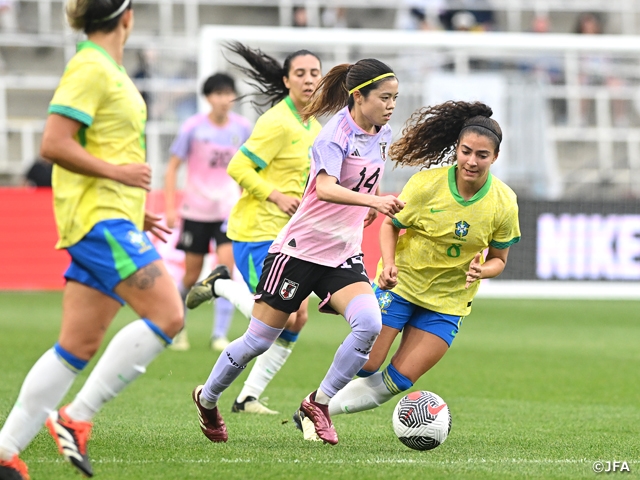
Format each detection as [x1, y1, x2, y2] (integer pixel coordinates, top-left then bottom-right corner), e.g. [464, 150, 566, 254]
[31, 457, 640, 466]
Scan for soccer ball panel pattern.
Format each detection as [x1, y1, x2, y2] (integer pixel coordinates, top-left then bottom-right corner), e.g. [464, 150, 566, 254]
[392, 390, 451, 451]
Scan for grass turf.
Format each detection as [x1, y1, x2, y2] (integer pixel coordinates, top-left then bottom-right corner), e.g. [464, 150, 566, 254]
[0, 292, 638, 479]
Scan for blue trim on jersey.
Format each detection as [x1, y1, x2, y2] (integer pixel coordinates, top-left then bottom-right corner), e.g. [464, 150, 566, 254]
[490, 236, 521, 249]
[278, 329, 299, 343]
[143, 318, 173, 346]
[54, 343, 89, 372]
[240, 145, 267, 170]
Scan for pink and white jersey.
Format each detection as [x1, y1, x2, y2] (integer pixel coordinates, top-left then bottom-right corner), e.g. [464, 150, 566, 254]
[270, 106, 393, 268]
[170, 112, 252, 222]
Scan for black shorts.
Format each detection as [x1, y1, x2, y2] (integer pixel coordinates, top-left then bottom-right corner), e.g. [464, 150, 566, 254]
[254, 252, 371, 314]
[176, 219, 231, 255]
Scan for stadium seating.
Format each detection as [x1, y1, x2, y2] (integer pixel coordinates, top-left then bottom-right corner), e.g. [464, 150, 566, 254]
[2, 0, 640, 200]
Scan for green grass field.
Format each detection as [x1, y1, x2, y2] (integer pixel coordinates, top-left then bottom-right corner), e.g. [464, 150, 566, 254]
[1, 292, 638, 479]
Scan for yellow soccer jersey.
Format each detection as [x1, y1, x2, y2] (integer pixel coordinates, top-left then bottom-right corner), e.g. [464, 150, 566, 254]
[376, 165, 520, 316]
[226, 96, 321, 242]
[49, 41, 147, 249]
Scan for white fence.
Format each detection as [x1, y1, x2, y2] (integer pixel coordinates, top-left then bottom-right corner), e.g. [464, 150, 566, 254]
[11, 0, 640, 34]
[3, 26, 640, 199]
[199, 26, 640, 198]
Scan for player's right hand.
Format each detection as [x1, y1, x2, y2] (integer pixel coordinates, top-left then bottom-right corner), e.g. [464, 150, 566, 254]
[268, 190, 300, 216]
[378, 265, 398, 290]
[373, 195, 405, 219]
[115, 163, 152, 190]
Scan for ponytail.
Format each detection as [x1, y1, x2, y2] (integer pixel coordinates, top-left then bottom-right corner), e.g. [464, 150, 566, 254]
[303, 58, 395, 121]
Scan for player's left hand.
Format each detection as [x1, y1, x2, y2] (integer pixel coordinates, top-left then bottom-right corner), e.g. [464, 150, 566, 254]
[465, 252, 482, 289]
[143, 211, 171, 243]
[364, 208, 378, 228]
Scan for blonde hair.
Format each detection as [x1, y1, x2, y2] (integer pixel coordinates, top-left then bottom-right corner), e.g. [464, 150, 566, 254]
[65, 0, 131, 34]
[65, 0, 91, 31]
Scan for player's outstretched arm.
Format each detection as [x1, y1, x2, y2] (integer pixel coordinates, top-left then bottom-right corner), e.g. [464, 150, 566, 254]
[315, 172, 404, 217]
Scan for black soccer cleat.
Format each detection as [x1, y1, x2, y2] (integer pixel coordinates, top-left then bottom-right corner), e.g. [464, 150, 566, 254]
[185, 265, 231, 309]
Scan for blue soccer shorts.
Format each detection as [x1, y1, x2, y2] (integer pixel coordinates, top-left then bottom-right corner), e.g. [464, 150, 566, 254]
[64, 219, 161, 304]
[374, 287, 463, 346]
[232, 240, 272, 293]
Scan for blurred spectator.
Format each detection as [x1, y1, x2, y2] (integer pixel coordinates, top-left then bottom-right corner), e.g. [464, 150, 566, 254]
[133, 50, 152, 111]
[574, 12, 628, 126]
[519, 14, 566, 123]
[574, 11, 602, 35]
[451, 10, 476, 31]
[440, 0, 495, 32]
[322, 7, 348, 28]
[0, 0, 18, 32]
[293, 6, 307, 27]
[23, 157, 53, 187]
[395, 0, 445, 31]
[526, 14, 563, 83]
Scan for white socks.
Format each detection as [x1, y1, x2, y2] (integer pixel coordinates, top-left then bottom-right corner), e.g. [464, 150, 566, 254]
[65, 319, 166, 422]
[0, 349, 77, 459]
[328, 372, 395, 416]
[214, 279, 254, 320]
[236, 341, 294, 402]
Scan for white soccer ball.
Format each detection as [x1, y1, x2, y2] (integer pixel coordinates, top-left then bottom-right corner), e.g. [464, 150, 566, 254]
[392, 390, 451, 451]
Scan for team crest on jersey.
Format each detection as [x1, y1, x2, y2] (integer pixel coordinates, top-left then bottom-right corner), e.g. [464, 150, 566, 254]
[379, 142, 388, 160]
[127, 230, 152, 253]
[377, 291, 393, 313]
[279, 279, 299, 300]
[454, 221, 470, 238]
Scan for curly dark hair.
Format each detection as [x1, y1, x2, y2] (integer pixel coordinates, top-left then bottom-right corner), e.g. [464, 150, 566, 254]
[390, 101, 502, 168]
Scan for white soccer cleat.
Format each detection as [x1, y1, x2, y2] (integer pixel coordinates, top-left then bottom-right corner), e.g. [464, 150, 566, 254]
[232, 396, 279, 415]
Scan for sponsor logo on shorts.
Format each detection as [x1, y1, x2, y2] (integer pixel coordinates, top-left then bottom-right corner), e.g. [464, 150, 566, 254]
[377, 291, 393, 313]
[127, 230, 152, 253]
[279, 278, 299, 300]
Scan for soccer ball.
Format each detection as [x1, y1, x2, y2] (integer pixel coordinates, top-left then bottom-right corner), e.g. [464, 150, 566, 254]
[392, 390, 451, 451]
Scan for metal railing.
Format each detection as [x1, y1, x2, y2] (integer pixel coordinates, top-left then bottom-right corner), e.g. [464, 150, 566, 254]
[3, 27, 640, 199]
[9, 0, 640, 35]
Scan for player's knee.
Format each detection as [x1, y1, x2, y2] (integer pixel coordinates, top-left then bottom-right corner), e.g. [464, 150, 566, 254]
[242, 318, 283, 357]
[242, 330, 276, 357]
[156, 304, 185, 338]
[345, 294, 382, 339]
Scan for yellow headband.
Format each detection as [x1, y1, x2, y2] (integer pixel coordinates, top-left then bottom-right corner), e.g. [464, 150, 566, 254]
[348, 73, 396, 95]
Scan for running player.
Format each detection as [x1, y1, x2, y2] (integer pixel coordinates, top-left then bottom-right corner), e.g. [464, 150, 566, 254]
[190, 58, 403, 445]
[164, 72, 251, 351]
[187, 43, 322, 414]
[328, 101, 521, 417]
[0, 1, 183, 478]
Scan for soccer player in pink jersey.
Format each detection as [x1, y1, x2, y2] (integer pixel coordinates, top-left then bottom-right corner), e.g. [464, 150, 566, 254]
[164, 73, 251, 351]
[190, 58, 404, 445]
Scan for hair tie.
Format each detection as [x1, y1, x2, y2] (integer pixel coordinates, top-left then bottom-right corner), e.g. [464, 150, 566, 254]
[461, 123, 502, 143]
[95, 0, 131, 22]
